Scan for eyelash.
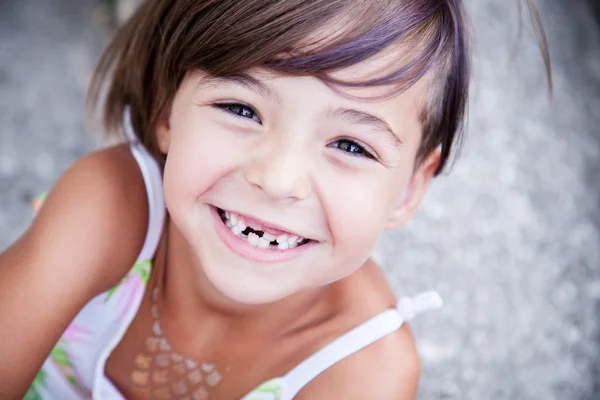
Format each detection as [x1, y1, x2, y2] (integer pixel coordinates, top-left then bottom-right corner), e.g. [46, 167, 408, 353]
[213, 102, 377, 161]
[214, 102, 262, 124]
[327, 138, 377, 160]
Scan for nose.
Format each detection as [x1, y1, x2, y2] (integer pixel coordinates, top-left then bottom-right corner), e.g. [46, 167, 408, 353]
[244, 141, 311, 201]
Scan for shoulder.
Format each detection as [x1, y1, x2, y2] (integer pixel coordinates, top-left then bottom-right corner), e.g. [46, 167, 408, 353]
[294, 259, 421, 399]
[26, 144, 150, 295]
[296, 323, 420, 400]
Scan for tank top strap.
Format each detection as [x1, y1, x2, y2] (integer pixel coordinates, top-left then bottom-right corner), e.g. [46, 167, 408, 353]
[281, 291, 443, 399]
[123, 105, 166, 261]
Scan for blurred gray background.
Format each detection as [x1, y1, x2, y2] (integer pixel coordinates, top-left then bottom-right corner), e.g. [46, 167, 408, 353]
[1, 0, 599, 399]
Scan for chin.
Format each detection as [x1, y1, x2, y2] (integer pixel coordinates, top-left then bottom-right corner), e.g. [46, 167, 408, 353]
[173, 200, 334, 306]
[201, 258, 299, 306]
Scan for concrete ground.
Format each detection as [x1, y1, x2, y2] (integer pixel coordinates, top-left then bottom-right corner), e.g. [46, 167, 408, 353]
[1, 0, 599, 399]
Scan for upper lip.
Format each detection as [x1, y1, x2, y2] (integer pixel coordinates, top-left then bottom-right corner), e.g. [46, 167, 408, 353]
[217, 206, 315, 240]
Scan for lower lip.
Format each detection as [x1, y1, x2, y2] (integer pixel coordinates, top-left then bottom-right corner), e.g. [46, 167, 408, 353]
[209, 205, 315, 263]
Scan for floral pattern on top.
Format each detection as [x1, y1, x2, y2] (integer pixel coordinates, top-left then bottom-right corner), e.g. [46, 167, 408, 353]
[105, 259, 151, 321]
[24, 370, 47, 400]
[50, 340, 91, 398]
[242, 378, 283, 400]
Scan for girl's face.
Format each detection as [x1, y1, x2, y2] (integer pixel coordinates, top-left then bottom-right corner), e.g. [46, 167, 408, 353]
[158, 59, 438, 305]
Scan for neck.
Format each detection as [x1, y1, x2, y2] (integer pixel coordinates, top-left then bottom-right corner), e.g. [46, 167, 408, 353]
[155, 219, 341, 345]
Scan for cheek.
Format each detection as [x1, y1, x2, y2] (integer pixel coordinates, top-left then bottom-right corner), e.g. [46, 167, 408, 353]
[323, 170, 408, 261]
[163, 117, 237, 206]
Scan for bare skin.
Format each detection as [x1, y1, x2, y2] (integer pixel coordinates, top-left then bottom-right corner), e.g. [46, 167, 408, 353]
[0, 144, 420, 399]
[0, 145, 148, 399]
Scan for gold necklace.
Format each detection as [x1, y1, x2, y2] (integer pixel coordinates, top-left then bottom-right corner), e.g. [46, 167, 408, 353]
[130, 287, 223, 400]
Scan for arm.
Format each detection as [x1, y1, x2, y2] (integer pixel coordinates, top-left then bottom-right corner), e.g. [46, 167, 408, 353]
[0, 145, 149, 398]
[295, 325, 421, 400]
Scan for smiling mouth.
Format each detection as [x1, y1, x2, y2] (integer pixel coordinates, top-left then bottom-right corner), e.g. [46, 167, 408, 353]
[217, 207, 311, 250]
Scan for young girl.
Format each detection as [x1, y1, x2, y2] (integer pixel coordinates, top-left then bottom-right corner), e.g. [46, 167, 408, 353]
[0, 0, 548, 399]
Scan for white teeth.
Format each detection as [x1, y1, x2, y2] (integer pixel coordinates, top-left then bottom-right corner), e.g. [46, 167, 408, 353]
[262, 233, 276, 242]
[222, 209, 307, 250]
[231, 224, 242, 235]
[276, 234, 289, 244]
[245, 231, 286, 250]
[237, 220, 246, 231]
[248, 232, 259, 246]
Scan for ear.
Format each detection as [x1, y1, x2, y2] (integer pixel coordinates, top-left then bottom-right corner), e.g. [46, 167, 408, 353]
[385, 150, 440, 230]
[156, 108, 172, 155]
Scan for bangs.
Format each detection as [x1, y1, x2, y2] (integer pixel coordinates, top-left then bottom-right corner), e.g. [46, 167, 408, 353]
[173, 0, 457, 96]
[268, 3, 455, 93]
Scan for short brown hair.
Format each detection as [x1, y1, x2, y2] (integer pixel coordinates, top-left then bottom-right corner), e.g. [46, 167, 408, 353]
[89, 0, 550, 175]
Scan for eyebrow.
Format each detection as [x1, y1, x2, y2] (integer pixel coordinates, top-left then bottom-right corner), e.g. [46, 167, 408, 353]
[198, 73, 283, 105]
[198, 74, 403, 148]
[327, 108, 404, 148]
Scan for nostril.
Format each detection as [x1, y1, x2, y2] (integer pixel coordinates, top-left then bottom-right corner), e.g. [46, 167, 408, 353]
[244, 166, 264, 190]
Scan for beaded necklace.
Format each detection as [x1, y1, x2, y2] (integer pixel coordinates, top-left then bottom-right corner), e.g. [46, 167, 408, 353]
[130, 221, 223, 400]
